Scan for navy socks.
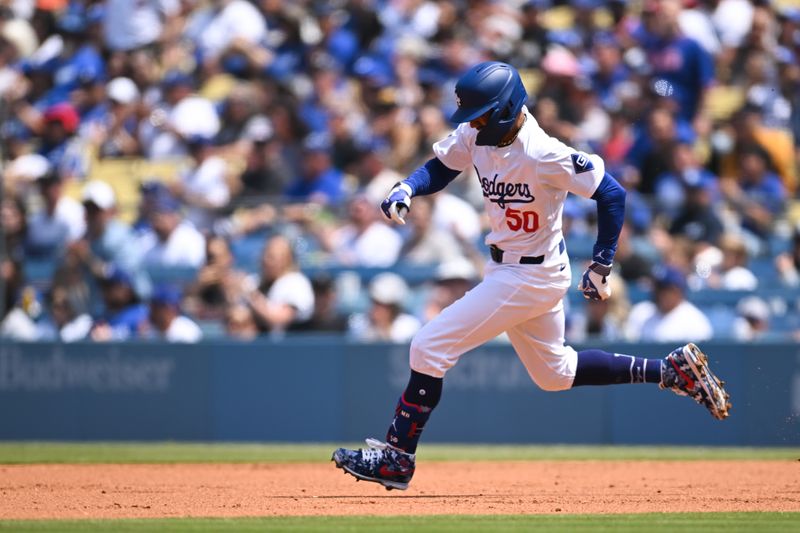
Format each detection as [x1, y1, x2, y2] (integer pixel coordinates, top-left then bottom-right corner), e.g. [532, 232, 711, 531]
[572, 349, 663, 386]
[386, 370, 443, 454]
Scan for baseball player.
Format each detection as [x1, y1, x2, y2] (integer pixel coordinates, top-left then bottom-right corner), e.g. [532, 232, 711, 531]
[332, 62, 731, 491]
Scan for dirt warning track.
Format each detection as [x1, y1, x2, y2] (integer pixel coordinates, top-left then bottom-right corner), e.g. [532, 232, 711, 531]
[1, 461, 798, 519]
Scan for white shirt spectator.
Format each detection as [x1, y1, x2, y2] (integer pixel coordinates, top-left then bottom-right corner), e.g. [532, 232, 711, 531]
[181, 156, 230, 231]
[103, 0, 180, 51]
[624, 300, 713, 343]
[27, 196, 86, 254]
[196, 0, 266, 59]
[163, 315, 203, 343]
[432, 192, 481, 243]
[55, 196, 86, 241]
[142, 95, 221, 159]
[0, 308, 39, 341]
[141, 221, 206, 268]
[719, 266, 758, 291]
[379, 0, 440, 39]
[679, 6, 721, 55]
[712, 0, 753, 48]
[58, 314, 93, 342]
[260, 271, 315, 322]
[348, 312, 422, 343]
[38, 313, 93, 342]
[170, 96, 221, 139]
[333, 222, 403, 267]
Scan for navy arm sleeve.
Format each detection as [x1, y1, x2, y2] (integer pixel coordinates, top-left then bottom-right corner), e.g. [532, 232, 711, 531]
[402, 158, 461, 196]
[590, 173, 626, 266]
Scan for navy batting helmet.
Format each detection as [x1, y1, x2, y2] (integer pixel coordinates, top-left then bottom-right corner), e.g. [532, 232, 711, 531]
[451, 61, 528, 146]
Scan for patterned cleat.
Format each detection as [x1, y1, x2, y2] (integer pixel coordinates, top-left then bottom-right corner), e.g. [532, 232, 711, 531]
[661, 343, 732, 420]
[332, 438, 416, 491]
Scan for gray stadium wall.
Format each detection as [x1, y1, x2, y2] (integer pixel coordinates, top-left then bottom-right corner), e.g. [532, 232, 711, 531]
[0, 339, 798, 445]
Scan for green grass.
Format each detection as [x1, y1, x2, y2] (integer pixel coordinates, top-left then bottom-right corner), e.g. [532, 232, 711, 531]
[0, 442, 797, 463]
[1, 513, 799, 532]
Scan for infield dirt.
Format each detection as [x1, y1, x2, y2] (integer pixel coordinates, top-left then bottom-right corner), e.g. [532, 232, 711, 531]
[1, 461, 798, 519]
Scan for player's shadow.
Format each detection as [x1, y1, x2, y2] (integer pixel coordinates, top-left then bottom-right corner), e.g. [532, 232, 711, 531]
[271, 494, 502, 499]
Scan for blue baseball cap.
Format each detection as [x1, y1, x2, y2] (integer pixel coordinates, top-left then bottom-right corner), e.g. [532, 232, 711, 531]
[302, 132, 332, 153]
[151, 191, 181, 214]
[162, 70, 194, 89]
[102, 266, 134, 288]
[140, 180, 168, 196]
[652, 265, 687, 292]
[151, 284, 182, 307]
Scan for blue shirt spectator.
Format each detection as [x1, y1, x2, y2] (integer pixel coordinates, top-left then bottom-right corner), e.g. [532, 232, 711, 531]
[284, 134, 345, 204]
[636, 1, 714, 120]
[91, 267, 148, 341]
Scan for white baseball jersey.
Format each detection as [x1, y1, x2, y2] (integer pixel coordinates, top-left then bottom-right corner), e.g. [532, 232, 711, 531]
[410, 107, 607, 391]
[433, 107, 605, 271]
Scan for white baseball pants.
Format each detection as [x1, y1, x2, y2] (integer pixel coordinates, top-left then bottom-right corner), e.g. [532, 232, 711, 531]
[410, 260, 577, 391]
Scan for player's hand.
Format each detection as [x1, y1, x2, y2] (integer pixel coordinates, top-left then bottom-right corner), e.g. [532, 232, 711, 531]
[380, 183, 412, 225]
[578, 262, 613, 301]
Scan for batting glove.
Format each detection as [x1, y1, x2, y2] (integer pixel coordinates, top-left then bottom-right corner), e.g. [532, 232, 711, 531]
[380, 182, 412, 225]
[579, 262, 613, 301]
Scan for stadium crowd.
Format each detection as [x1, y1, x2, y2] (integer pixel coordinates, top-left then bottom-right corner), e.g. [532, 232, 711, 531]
[0, 0, 798, 344]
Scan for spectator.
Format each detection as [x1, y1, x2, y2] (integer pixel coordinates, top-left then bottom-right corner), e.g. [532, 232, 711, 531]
[145, 284, 202, 343]
[568, 275, 630, 342]
[614, 224, 654, 285]
[91, 76, 142, 158]
[214, 84, 260, 148]
[133, 180, 169, 235]
[184, 235, 254, 317]
[720, 144, 786, 241]
[90, 267, 148, 341]
[718, 106, 796, 196]
[668, 173, 723, 247]
[1, 193, 27, 263]
[626, 107, 691, 195]
[288, 275, 349, 333]
[247, 234, 314, 334]
[103, 0, 180, 52]
[637, 0, 714, 121]
[172, 135, 231, 232]
[0, 285, 43, 341]
[590, 32, 629, 112]
[732, 296, 770, 341]
[0, 259, 23, 328]
[38, 284, 92, 342]
[349, 272, 421, 343]
[399, 195, 466, 265]
[284, 133, 345, 205]
[25, 169, 85, 259]
[322, 193, 402, 268]
[422, 258, 478, 322]
[67, 180, 146, 294]
[140, 191, 206, 269]
[38, 102, 87, 179]
[189, 0, 267, 76]
[707, 233, 758, 291]
[139, 71, 211, 159]
[655, 141, 719, 218]
[624, 265, 713, 342]
[235, 115, 291, 201]
[224, 302, 259, 340]
[356, 141, 405, 206]
[775, 226, 800, 288]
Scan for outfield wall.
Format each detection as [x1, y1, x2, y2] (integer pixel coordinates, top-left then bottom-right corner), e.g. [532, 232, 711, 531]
[0, 340, 798, 445]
